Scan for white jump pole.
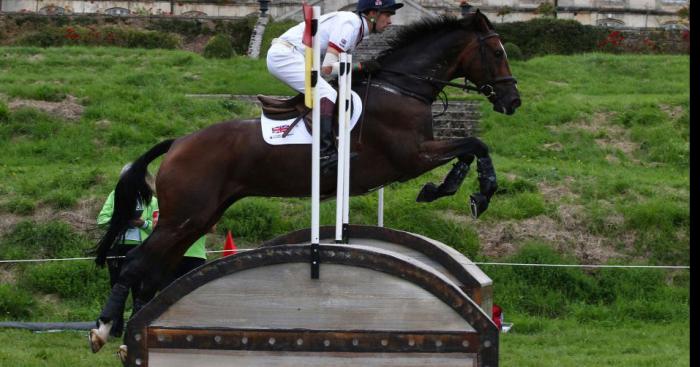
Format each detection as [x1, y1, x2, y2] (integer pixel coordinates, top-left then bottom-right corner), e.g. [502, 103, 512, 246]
[309, 5, 321, 279]
[378, 187, 384, 227]
[334, 52, 348, 243]
[342, 54, 352, 241]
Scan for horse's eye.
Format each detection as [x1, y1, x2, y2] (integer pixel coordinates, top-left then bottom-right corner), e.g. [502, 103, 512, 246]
[495, 50, 504, 58]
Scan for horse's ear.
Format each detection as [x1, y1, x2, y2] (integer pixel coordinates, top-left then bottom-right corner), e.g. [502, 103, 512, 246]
[474, 9, 495, 32]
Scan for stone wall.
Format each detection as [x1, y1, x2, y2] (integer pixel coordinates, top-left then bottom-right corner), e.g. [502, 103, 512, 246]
[1, 0, 689, 28]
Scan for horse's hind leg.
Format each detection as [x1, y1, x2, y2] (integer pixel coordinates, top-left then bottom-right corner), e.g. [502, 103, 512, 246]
[89, 224, 208, 353]
[89, 253, 146, 353]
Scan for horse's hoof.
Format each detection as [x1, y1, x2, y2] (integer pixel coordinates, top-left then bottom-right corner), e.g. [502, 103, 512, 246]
[117, 345, 128, 363]
[416, 182, 439, 202]
[88, 329, 106, 353]
[469, 193, 489, 219]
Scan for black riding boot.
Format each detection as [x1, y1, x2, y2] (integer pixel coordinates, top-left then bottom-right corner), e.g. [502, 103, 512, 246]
[319, 98, 338, 172]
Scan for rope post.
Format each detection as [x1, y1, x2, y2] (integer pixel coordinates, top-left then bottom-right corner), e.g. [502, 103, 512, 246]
[378, 187, 384, 227]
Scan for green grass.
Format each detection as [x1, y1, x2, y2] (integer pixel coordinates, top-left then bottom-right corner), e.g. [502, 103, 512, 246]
[0, 318, 689, 367]
[0, 43, 689, 365]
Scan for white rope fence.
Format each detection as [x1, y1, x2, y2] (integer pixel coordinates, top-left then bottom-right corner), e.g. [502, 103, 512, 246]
[0, 252, 689, 269]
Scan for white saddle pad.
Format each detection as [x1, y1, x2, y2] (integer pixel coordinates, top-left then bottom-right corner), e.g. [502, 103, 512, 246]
[261, 91, 363, 145]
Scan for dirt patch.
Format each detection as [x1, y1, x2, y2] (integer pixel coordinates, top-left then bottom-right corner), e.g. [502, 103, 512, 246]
[659, 104, 685, 120]
[0, 197, 102, 239]
[549, 112, 640, 163]
[182, 35, 212, 54]
[7, 94, 84, 121]
[440, 179, 627, 264]
[0, 267, 18, 285]
[477, 212, 625, 264]
[537, 177, 578, 202]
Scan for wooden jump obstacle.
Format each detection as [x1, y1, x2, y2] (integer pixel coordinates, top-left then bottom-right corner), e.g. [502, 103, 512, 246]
[123, 225, 499, 367]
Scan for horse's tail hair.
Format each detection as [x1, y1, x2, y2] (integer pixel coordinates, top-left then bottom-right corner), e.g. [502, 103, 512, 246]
[92, 139, 175, 267]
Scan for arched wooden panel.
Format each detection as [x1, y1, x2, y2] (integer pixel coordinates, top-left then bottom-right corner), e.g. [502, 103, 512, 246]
[263, 225, 493, 316]
[125, 244, 499, 367]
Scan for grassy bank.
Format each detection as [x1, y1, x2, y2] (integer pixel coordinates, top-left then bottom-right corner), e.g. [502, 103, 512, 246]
[0, 45, 689, 365]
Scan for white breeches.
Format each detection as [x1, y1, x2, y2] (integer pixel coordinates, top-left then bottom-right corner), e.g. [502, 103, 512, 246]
[266, 42, 338, 102]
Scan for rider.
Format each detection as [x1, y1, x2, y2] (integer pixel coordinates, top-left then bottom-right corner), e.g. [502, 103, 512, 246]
[266, 0, 404, 170]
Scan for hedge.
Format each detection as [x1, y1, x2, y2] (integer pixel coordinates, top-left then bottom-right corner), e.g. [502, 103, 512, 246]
[495, 18, 608, 59]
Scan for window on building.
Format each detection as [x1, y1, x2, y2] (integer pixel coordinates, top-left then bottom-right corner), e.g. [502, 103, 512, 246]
[181, 11, 208, 17]
[39, 6, 65, 15]
[661, 22, 688, 30]
[105, 7, 130, 16]
[597, 18, 625, 28]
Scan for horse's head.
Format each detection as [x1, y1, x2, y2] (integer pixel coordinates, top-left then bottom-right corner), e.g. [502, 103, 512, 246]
[456, 10, 521, 115]
[375, 13, 521, 115]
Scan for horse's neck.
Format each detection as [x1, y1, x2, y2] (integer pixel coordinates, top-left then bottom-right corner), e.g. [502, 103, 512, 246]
[379, 33, 466, 101]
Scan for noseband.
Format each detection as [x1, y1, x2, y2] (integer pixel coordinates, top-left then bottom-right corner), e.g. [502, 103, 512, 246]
[376, 31, 517, 103]
[474, 32, 517, 102]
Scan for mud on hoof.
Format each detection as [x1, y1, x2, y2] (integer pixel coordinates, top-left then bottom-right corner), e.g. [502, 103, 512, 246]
[469, 192, 489, 219]
[416, 182, 440, 202]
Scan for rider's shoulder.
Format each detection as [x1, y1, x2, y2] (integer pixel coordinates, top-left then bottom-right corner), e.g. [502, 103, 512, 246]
[333, 11, 362, 27]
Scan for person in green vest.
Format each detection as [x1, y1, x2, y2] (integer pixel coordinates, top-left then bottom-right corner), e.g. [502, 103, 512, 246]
[96, 163, 157, 338]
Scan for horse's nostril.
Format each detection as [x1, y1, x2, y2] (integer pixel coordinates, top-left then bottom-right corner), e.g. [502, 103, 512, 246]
[512, 98, 521, 109]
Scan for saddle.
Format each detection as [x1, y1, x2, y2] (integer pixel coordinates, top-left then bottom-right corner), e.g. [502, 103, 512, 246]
[257, 93, 312, 137]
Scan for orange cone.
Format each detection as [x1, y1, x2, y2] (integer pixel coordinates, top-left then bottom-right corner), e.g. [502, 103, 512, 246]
[223, 230, 237, 257]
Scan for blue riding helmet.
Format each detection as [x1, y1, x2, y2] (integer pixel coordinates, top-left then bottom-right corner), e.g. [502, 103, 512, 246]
[356, 0, 404, 14]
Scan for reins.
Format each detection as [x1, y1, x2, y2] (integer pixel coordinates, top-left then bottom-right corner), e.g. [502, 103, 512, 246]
[369, 31, 517, 113]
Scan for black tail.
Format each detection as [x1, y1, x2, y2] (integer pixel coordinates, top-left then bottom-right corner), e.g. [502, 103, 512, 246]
[92, 139, 175, 267]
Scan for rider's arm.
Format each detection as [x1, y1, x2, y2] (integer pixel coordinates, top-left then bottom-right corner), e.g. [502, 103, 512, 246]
[321, 47, 340, 76]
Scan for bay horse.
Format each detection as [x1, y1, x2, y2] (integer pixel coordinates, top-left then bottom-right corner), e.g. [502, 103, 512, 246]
[89, 10, 520, 354]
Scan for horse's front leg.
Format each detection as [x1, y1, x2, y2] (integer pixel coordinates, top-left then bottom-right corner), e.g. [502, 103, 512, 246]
[415, 137, 498, 218]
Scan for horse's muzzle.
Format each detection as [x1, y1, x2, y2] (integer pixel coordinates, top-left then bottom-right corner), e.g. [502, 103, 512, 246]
[494, 96, 521, 115]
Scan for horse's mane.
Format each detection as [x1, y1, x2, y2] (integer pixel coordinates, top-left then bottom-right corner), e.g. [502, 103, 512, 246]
[377, 14, 479, 61]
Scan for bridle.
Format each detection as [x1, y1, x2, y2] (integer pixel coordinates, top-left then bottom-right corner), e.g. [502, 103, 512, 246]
[373, 31, 517, 106]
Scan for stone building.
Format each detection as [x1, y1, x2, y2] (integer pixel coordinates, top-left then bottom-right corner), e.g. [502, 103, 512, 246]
[0, 0, 689, 29]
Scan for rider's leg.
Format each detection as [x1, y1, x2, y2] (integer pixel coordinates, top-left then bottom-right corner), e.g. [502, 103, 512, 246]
[267, 45, 341, 171]
[319, 97, 338, 170]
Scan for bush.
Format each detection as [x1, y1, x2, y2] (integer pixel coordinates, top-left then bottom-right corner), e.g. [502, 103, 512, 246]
[17, 25, 181, 49]
[22, 261, 109, 302]
[504, 42, 523, 60]
[0, 284, 35, 319]
[0, 102, 9, 123]
[0, 220, 88, 260]
[203, 34, 234, 59]
[3, 197, 36, 215]
[496, 18, 608, 59]
[218, 199, 283, 242]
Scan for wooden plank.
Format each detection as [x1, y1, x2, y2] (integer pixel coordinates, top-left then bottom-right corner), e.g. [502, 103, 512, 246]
[152, 263, 475, 332]
[148, 349, 476, 367]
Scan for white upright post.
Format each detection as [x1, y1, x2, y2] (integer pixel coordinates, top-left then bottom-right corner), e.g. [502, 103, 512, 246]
[310, 6, 321, 279]
[342, 54, 353, 241]
[335, 53, 348, 243]
[378, 187, 384, 227]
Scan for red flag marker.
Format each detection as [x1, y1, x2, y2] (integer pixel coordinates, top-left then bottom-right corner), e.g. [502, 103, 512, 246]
[302, 2, 313, 47]
[223, 230, 237, 257]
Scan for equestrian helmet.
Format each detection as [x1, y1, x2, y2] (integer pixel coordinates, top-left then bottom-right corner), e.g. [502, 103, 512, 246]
[356, 0, 404, 14]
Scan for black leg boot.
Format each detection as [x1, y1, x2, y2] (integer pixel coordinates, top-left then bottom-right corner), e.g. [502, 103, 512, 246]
[319, 98, 338, 172]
